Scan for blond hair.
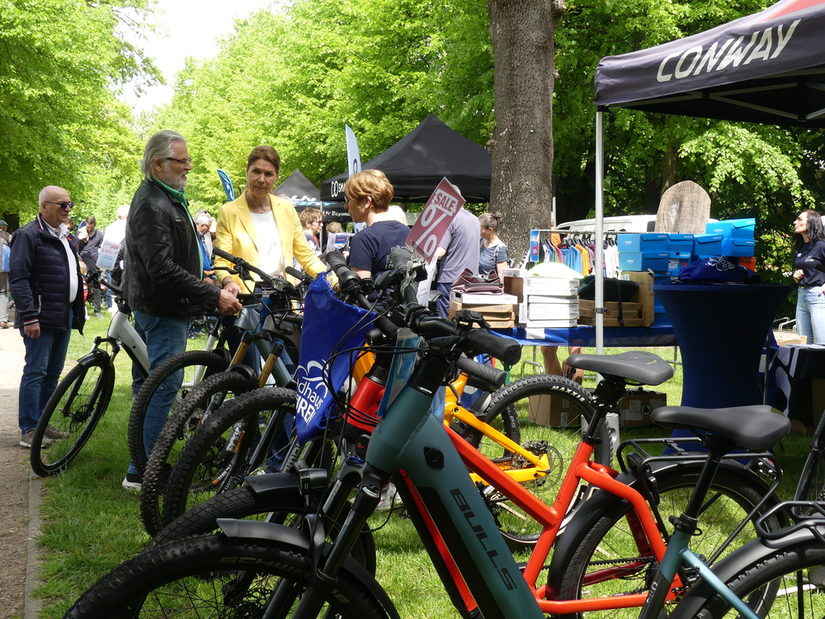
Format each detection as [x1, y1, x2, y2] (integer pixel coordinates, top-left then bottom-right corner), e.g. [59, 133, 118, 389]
[344, 169, 394, 212]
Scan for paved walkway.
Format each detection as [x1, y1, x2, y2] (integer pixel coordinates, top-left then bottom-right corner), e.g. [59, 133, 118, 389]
[0, 325, 42, 619]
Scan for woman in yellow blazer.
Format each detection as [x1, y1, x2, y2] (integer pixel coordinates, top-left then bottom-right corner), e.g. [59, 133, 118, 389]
[213, 145, 327, 295]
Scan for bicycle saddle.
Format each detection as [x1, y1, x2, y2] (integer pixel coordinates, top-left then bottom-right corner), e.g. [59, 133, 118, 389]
[652, 405, 790, 451]
[566, 351, 673, 386]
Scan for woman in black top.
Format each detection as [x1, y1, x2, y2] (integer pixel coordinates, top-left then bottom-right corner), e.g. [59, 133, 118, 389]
[793, 209, 825, 344]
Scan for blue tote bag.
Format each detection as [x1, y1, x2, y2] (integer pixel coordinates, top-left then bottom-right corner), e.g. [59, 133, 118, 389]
[295, 277, 375, 443]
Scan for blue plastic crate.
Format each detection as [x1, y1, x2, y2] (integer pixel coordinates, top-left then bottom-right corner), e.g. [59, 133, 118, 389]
[616, 233, 669, 253]
[705, 218, 755, 240]
[666, 234, 693, 253]
[619, 251, 669, 272]
[721, 238, 755, 257]
[693, 234, 723, 257]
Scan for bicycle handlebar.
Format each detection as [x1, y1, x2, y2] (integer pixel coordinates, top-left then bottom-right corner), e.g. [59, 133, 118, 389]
[456, 356, 507, 389]
[323, 249, 521, 366]
[212, 247, 279, 288]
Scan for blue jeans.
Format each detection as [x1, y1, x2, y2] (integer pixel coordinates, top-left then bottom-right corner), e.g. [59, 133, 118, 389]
[436, 282, 452, 318]
[19, 310, 73, 433]
[127, 311, 189, 476]
[796, 286, 825, 345]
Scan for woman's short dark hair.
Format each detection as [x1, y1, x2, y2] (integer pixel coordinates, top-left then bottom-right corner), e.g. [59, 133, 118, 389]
[247, 145, 281, 175]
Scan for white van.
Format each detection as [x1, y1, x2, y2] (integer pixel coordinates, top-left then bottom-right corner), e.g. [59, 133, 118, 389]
[556, 215, 657, 234]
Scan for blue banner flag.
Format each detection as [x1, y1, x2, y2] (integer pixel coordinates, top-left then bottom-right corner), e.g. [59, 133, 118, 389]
[216, 169, 235, 201]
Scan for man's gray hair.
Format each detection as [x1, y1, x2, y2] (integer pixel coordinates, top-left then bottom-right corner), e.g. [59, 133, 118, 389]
[141, 130, 186, 179]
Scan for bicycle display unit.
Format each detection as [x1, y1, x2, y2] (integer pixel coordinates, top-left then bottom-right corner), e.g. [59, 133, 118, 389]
[65, 249, 796, 618]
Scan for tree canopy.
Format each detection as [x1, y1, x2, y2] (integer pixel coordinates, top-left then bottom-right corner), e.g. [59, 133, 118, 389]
[0, 0, 158, 224]
[3, 0, 820, 275]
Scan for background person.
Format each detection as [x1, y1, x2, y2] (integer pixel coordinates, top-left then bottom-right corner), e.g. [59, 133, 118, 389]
[100, 204, 130, 312]
[122, 130, 242, 491]
[478, 212, 510, 279]
[299, 207, 322, 255]
[10, 186, 85, 447]
[345, 169, 409, 279]
[792, 209, 825, 344]
[78, 215, 104, 318]
[0, 220, 10, 328]
[434, 205, 480, 317]
[194, 210, 214, 257]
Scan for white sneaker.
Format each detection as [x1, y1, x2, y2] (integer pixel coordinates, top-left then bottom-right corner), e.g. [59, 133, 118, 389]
[376, 482, 403, 511]
[121, 473, 142, 492]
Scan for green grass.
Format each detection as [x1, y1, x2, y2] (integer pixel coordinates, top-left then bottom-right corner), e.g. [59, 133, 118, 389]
[34, 323, 814, 616]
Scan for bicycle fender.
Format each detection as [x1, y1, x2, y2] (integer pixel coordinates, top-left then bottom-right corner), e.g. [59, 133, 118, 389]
[218, 518, 308, 548]
[217, 519, 400, 618]
[547, 459, 777, 590]
[76, 348, 114, 368]
[670, 531, 825, 618]
[244, 471, 301, 496]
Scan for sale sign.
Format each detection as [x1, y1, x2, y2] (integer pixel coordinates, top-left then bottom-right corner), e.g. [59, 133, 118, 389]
[406, 178, 465, 262]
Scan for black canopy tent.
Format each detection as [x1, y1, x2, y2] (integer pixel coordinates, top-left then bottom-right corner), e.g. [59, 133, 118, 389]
[588, 0, 825, 349]
[320, 114, 492, 203]
[275, 169, 350, 222]
[275, 169, 322, 207]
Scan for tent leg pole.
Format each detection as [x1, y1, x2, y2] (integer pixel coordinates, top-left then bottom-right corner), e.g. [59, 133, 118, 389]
[595, 110, 605, 354]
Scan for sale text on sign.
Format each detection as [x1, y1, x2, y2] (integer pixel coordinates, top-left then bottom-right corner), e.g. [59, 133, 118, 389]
[406, 177, 465, 262]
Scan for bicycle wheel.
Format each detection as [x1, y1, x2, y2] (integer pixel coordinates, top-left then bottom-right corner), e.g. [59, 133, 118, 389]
[551, 463, 785, 618]
[151, 483, 377, 574]
[66, 534, 397, 618]
[30, 356, 114, 476]
[794, 411, 825, 513]
[471, 373, 602, 548]
[128, 349, 229, 474]
[139, 370, 257, 536]
[672, 541, 825, 618]
[161, 387, 298, 528]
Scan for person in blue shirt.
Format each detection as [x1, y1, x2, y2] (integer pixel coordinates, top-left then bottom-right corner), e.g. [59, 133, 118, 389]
[346, 170, 409, 279]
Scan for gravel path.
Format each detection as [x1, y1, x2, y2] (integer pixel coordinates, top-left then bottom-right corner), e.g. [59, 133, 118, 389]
[0, 324, 41, 619]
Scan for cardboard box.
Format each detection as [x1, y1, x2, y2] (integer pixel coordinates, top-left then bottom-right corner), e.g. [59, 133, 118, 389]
[449, 300, 515, 328]
[578, 299, 644, 327]
[505, 276, 579, 301]
[520, 300, 579, 321]
[451, 291, 518, 305]
[773, 330, 807, 346]
[524, 318, 580, 329]
[618, 389, 666, 426]
[621, 270, 654, 327]
[528, 393, 587, 427]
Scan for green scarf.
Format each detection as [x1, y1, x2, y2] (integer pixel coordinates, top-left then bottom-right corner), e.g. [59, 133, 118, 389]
[151, 177, 203, 276]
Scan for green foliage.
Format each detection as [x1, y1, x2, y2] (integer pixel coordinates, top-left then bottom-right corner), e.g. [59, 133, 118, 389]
[0, 0, 157, 222]
[149, 0, 493, 209]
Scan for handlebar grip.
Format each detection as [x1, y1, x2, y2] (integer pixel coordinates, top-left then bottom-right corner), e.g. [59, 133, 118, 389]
[284, 265, 310, 283]
[462, 330, 521, 367]
[456, 356, 506, 390]
[212, 247, 237, 262]
[325, 249, 348, 272]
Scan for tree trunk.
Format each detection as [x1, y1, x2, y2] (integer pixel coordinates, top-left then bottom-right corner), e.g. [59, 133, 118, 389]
[487, 0, 561, 264]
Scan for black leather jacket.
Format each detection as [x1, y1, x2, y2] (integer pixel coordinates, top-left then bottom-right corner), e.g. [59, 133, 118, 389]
[123, 179, 220, 317]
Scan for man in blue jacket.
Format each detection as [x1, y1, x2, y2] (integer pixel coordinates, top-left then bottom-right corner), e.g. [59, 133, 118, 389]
[10, 186, 85, 447]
